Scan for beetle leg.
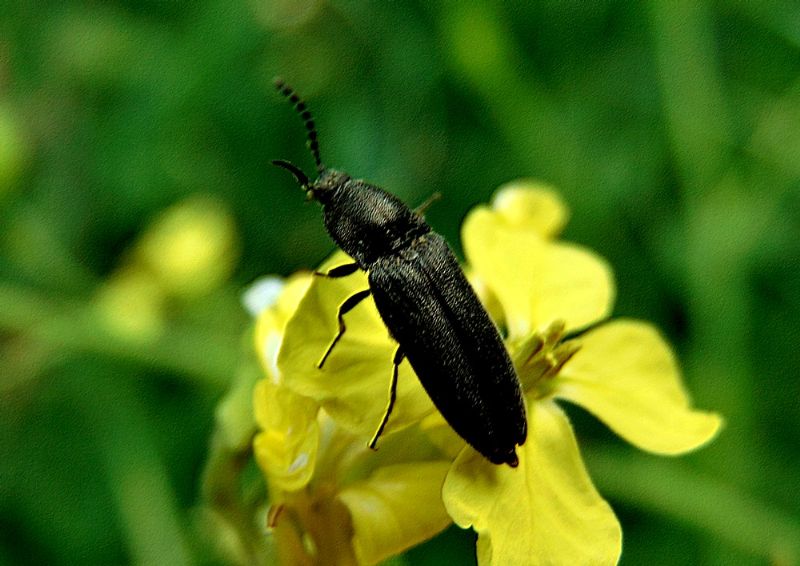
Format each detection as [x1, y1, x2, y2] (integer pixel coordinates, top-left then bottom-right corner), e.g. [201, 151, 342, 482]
[317, 288, 372, 368]
[369, 346, 404, 450]
[313, 262, 360, 278]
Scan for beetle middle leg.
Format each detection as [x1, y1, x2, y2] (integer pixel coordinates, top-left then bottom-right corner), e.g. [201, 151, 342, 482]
[369, 346, 404, 450]
[317, 288, 371, 369]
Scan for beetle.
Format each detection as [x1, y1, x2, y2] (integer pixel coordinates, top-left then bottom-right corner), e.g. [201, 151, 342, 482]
[272, 78, 527, 467]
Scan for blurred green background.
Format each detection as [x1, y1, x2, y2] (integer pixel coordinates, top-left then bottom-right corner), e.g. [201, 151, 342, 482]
[1, 1, 799, 564]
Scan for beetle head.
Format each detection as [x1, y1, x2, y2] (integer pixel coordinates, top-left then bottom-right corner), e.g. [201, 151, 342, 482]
[272, 159, 349, 204]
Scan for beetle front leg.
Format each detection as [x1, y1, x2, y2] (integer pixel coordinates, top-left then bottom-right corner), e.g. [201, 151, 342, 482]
[317, 288, 372, 369]
[314, 262, 360, 278]
[369, 345, 404, 450]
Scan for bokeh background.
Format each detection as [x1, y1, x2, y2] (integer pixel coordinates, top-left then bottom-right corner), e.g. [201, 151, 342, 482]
[1, 1, 799, 564]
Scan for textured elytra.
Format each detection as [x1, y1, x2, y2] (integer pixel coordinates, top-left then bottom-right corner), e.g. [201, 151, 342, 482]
[369, 233, 527, 466]
[312, 170, 527, 466]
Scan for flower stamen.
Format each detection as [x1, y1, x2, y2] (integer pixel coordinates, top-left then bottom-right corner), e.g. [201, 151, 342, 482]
[512, 319, 582, 398]
[267, 503, 285, 529]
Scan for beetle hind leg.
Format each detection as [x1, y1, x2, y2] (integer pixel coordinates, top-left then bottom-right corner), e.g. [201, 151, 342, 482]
[369, 346, 404, 450]
[317, 288, 371, 369]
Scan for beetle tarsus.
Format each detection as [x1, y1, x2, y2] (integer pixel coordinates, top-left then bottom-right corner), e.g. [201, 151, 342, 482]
[369, 346, 404, 449]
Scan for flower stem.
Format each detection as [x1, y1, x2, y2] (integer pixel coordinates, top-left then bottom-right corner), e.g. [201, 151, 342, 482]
[587, 447, 800, 564]
[0, 282, 238, 389]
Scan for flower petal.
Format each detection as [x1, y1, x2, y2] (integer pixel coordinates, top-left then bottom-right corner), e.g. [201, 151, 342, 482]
[490, 180, 569, 237]
[252, 379, 319, 492]
[555, 319, 723, 455]
[253, 273, 313, 384]
[443, 400, 621, 565]
[278, 253, 434, 438]
[338, 462, 452, 566]
[463, 209, 615, 338]
[250, 273, 320, 491]
[242, 275, 285, 317]
[419, 410, 466, 460]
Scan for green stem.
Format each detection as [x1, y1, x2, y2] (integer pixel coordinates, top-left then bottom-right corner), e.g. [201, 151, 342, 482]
[0, 282, 239, 389]
[76, 369, 197, 565]
[587, 448, 800, 564]
[200, 430, 274, 566]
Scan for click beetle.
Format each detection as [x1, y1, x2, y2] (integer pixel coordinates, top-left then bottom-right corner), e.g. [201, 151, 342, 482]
[272, 78, 527, 467]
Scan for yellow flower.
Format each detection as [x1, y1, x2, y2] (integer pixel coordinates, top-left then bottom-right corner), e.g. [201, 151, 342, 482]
[251, 273, 451, 565]
[93, 195, 239, 343]
[252, 180, 722, 565]
[135, 194, 238, 300]
[443, 181, 722, 564]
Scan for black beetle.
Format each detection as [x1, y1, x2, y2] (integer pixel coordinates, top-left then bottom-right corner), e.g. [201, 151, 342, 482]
[272, 78, 527, 467]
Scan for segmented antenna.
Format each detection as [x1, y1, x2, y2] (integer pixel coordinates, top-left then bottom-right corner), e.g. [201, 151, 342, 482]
[273, 77, 325, 174]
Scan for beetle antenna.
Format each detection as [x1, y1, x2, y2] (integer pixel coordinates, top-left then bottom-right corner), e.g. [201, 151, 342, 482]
[274, 77, 325, 174]
[271, 159, 310, 189]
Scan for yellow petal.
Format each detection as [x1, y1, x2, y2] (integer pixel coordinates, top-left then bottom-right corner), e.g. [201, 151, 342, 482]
[443, 401, 621, 565]
[555, 320, 723, 455]
[419, 410, 466, 460]
[252, 379, 319, 492]
[338, 462, 452, 566]
[274, 273, 315, 319]
[465, 266, 506, 329]
[490, 180, 569, 237]
[250, 274, 321, 491]
[253, 273, 312, 383]
[463, 209, 615, 338]
[278, 253, 434, 438]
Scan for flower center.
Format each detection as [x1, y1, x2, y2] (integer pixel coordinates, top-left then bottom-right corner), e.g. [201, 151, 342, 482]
[511, 319, 581, 399]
